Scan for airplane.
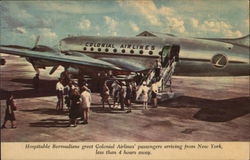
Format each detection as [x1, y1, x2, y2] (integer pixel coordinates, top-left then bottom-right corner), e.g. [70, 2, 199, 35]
[0, 31, 249, 84]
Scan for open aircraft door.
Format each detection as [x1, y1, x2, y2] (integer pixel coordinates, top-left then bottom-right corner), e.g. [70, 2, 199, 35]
[161, 44, 180, 67]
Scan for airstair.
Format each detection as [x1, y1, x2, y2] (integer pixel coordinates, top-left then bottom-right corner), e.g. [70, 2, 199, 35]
[135, 44, 180, 102]
[136, 58, 177, 101]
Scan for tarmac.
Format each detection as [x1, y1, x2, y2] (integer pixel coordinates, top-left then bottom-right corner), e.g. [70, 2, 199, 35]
[1, 54, 249, 142]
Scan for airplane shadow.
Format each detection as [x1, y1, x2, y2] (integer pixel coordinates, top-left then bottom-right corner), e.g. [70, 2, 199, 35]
[29, 118, 69, 128]
[160, 96, 250, 122]
[0, 78, 57, 99]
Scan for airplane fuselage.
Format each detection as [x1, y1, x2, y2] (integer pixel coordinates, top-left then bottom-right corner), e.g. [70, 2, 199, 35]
[59, 34, 249, 76]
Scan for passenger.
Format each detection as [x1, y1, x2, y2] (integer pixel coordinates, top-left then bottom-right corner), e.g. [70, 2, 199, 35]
[56, 78, 64, 111]
[96, 72, 101, 92]
[140, 82, 149, 109]
[1, 92, 17, 129]
[101, 81, 111, 108]
[119, 81, 126, 111]
[112, 80, 121, 108]
[64, 81, 76, 109]
[131, 81, 137, 102]
[151, 82, 158, 108]
[80, 86, 92, 124]
[60, 70, 70, 85]
[78, 74, 86, 91]
[141, 90, 148, 110]
[154, 59, 162, 81]
[32, 73, 39, 93]
[125, 82, 133, 113]
[68, 88, 81, 127]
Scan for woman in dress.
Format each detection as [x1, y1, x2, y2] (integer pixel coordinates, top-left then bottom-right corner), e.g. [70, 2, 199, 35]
[68, 88, 81, 127]
[1, 92, 17, 129]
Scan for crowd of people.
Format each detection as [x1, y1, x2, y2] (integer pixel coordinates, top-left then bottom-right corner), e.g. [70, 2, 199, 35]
[2, 59, 164, 128]
[56, 73, 92, 127]
[54, 69, 161, 127]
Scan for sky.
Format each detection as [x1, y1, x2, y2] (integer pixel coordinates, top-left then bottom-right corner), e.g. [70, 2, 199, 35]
[0, 0, 249, 47]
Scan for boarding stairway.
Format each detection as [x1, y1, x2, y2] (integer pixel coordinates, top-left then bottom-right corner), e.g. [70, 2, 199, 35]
[136, 58, 177, 101]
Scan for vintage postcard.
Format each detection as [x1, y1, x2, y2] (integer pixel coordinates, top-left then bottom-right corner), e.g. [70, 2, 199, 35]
[0, 0, 249, 159]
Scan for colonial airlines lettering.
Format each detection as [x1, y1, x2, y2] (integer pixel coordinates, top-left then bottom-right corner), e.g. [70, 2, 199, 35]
[84, 42, 155, 50]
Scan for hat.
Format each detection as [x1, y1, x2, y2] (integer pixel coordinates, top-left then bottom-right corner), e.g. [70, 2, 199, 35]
[72, 80, 78, 85]
[121, 81, 126, 86]
[81, 86, 88, 91]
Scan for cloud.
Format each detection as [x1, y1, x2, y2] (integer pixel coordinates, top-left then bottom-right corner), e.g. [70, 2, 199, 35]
[36, 1, 117, 14]
[166, 17, 186, 33]
[15, 27, 27, 34]
[17, 9, 32, 19]
[104, 16, 118, 30]
[78, 17, 91, 30]
[188, 18, 243, 37]
[129, 22, 140, 32]
[112, 32, 117, 36]
[190, 18, 199, 28]
[118, 0, 174, 26]
[245, 19, 249, 26]
[222, 30, 242, 38]
[39, 28, 57, 39]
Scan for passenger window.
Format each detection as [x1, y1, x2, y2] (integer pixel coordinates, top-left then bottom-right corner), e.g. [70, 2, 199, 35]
[139, 50, 143, 54]
[121, 49, 126, 53]
[83, 47, 87, 51]
[105, 48, 109, 52]
[130, 50, 134, 54]
[113, 49, 117, 53]
[90, 47, 94, 51]
[149, 51, 153, 55]
[98, 48, 101, 52]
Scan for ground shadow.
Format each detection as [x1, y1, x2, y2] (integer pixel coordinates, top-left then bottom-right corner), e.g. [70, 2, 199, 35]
[29, 118, 69, 128]
[91, 107, 128, 114]
[20, 108, 68, 116]
[0, 78, 57, 99]
[160, 96, 250, 122]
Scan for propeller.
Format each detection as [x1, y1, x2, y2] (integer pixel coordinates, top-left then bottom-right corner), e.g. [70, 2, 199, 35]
[32, 35, 40, 49]
[49, 65, 59, 75]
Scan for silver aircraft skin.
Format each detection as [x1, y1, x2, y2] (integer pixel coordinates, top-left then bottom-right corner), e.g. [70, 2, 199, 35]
[0, 31, 249, 77]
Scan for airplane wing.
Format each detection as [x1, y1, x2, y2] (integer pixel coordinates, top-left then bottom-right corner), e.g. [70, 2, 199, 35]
[0, 47, 122, 71]
[100, 57, 147, 72]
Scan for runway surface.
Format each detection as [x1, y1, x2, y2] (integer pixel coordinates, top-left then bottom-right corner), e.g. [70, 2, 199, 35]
[1, 54, 249, 142]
